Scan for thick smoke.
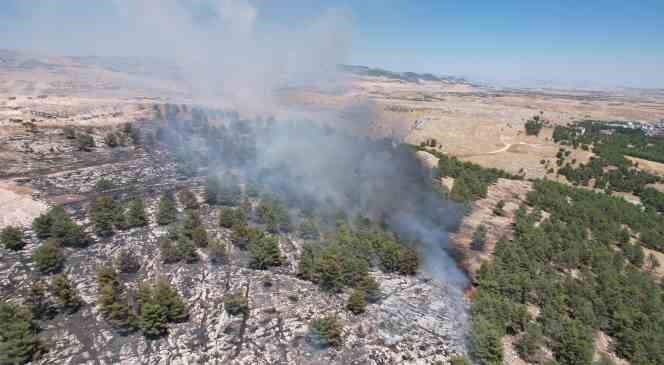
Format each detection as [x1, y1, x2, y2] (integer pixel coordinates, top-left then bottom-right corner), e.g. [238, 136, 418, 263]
[4, 0, 353, 115]
[9, 0, 470, 340]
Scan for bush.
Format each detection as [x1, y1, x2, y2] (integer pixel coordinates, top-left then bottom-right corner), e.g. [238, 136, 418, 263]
[470, 316, 504, 365]
[346, 288, 367, 314]
[309, 315, 343, 348]
[160, 238, 183, 264]
[248, 235, 283, 270]
[525, 115, 545, 136]
[104, 132, 118, 147]
[177, 239, 199, 263]
[206, 174, 242, 206]
[493, 200, 506, 216]
[398, 247, 419, 275]
[359, 275, 381, 303]
[218, 207, 246, 229]
[26, 280, 52, 320]
[157, 192, 177, 226]
[32, 240, 65, 274]
[0, 302, 39, 364]
[95, 178, 114, 191]
[231, 224, 263, 250]
[1, 226, 25, 250]
[449, 355, 471, 365]
[126, 198, 148, 228]
[96, 265, 136, 330]
[515, 323, 544, 363]
[115, 249, 140, 273]
[177, 188, 199, 210]
[471, 224, 487, 251]
[90, 196, 124, 237]
[300, 218, 320, 240]
[190, 227, 209, 248]
[136, 279, 188, 337]
[224, 291, 248, 316]
[32, 206, 88, 247]
[50, 274, 82, 313]
[76, 133, 95, 151]
[63, 126, 76, 139]
[208, 240, 228, 264]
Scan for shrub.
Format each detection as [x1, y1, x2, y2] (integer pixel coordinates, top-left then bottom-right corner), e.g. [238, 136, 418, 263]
[515, 323, 544, 363]
[115, 249, 141, 273]
[208, 240, 228, 264]
[96, 265, 136, 330]
[126, 198, 148, 228]
[177, 239, 199, 263]
[63, 126, 76, 139]
[190, 227, 209, 248]
[32, 206, 88, 247]
[104, 132, 118, 147]
[160, 238, 183, 264]
[26, 280, 52, 320]
[50, 274, 82, 313]
[398, 247, 419, 275]
[231, 224, 263, 249]
[449, 355, 471, 365]
[1, 226, 25, 250]
[309, 315, 343, 348]
[76, 133, 95, 151]
[177, 188, 199, 210]
[218, 207, 246, 229]
[299, 218, 320, 240]
[346, 289, 367, 314]
[224, 291, 249, 316]
[470, 317, 503, 365]
[525, 115, 545, 136]
[248, 235, 283, 270]
[136, 279, 188, 337]
[206, 174, 242, 206]
[471, 225, 487, 251]
[95, 178, 114, 191]
[32, 240, 65, 274]
[0, 302, 39, 364]
[90, 196, 124, 237]
[156, 192, 177, 226]
[493, 200, 506, 216]
[358, 275, 381, 303]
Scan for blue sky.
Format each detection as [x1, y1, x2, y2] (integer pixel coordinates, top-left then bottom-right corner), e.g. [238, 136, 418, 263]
[1, 0, 663, 88]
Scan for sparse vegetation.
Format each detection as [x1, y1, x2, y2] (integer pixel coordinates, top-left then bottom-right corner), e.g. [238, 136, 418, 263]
[1, 226, 25, 251]
[50, 274, 82, 313]
[524, 114, 545, 136]
[309, 315, 343, 348]
[157, 192, 178, 226]
[224, 291, 248, 316]
[32, 239, 65, 274]
[32, 205, 89, 247]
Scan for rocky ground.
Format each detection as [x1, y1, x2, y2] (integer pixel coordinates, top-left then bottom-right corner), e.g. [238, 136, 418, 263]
[0, 116, 469, 365]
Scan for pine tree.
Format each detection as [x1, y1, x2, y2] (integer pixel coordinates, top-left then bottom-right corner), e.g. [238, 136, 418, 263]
[471, 224, 488, 251]
[127, 198, 148, 227]
[309, 315, 343, 348]
[248, 235, 283, 270]
[346, 288, 367, 314]
[32, 239, 65, 274]
[177, 188, 199, 210]
[157, 192, 177, 226]
[0, 302, 39, 364]
[208, 240, 228, 264]
[1, 226, 25, 250]
[50, 274, 82, 313]
[91, 196, 120, 237]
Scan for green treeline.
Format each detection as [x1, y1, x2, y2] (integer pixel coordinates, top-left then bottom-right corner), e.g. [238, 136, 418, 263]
[471, 179, 664, 365]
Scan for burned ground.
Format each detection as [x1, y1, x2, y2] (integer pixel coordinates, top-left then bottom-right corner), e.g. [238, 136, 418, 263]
[0, 109, 469, 365]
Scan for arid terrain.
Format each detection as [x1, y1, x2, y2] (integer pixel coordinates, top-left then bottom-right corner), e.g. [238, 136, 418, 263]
[2, 50, 664, 365]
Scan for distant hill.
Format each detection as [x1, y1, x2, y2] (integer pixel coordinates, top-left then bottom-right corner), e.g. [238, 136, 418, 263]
[339, 64, 470, 84]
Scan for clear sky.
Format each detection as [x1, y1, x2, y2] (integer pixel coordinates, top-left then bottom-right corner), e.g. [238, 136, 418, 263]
[1, 0, 663, 88]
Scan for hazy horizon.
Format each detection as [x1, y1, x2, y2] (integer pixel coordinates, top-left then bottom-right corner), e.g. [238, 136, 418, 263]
[1, 0, 662, 89]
